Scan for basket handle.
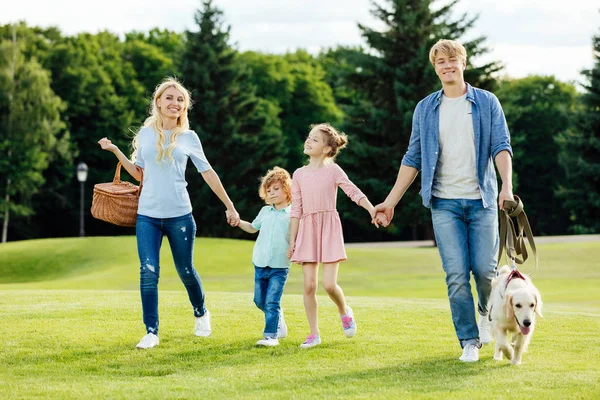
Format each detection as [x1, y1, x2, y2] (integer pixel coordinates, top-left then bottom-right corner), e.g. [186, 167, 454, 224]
[114, 162, 144, 197]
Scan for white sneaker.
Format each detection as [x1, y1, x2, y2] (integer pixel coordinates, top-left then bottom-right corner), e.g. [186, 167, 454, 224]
[194, 311, 212, 337]
[459, 344, 479, 362]
[277, 311, 287, 339]
[257, 337, 279, 347]
[478, 315, 492, 345]
[136, 333, 159, 349]
[299, 334, 321, 349]
[341, 307, 357, 338]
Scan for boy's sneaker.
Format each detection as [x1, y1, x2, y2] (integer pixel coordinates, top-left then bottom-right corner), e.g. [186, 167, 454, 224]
[478, 315, 492, 344]
[299, 334, 321, 349]
[136, 333, 159, 349]
[341, 307, 357, 338]
[277, 311, 287, 339]
[194, 310, 212, 337]
[257, 337, 279, 347]
[459, 344, 479, 362]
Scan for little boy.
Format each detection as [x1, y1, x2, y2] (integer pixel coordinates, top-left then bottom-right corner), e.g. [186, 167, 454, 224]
[237, 166, 293, 346]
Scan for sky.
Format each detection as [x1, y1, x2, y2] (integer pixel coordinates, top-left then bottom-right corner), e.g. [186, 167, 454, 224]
[1, 0, 598, 86]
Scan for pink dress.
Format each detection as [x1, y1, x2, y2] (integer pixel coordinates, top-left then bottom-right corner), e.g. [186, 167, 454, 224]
[290, 163, 366, 264]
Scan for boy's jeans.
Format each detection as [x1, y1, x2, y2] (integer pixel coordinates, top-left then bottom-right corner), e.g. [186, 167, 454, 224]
[136, 213, 207, 335]
[253, 266, 289, 338]
[430, 197, 498, 348]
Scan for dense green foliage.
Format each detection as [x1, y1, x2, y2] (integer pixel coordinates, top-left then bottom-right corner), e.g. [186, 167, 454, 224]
[0, 1, 597, 242]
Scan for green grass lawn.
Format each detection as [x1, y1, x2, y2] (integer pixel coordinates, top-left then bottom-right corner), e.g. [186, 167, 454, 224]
[1, 237, 599, 399]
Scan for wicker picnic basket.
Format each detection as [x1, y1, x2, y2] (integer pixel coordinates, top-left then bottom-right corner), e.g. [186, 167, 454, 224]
[91, 163, 143, 227]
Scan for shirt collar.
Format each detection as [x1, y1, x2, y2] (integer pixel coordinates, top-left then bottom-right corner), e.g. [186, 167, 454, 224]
[269, 204, 291, 213]
[434, 82, 475, 108]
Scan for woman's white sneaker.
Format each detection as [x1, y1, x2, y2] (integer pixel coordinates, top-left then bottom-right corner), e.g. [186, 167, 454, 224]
[136, 333, 159, 349]
[195, 311, 212, 337]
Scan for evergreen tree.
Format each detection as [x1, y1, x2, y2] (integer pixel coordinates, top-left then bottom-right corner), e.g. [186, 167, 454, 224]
[180, 0, 285, 237]
[327, 0, 501, 241]
[557, 28, 600, 233]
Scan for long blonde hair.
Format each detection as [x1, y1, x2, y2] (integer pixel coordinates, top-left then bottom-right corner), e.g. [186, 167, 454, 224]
[131, 77, 192, 163]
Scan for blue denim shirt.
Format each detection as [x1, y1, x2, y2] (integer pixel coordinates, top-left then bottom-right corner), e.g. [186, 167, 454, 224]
[401, 83, 512, 209]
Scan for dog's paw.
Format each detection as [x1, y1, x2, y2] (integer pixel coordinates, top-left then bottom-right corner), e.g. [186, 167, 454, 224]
[493, 354, 503, 361]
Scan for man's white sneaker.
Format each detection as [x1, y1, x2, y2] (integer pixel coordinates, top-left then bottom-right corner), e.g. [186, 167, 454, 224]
[459, 344, 479, 362]
[257, 337, 279, 347]
[136, 333, 159, 349]
[277, 311, 287, 339]
[478, 315, 492, 345]
[195, 311, 212, 337]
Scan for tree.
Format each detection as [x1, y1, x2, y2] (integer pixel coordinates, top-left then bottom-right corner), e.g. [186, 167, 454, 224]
[180, 0, 285, 237]
[557, 28, 600, 234]
[41, 32, 146, 238]
[323, 0, 501, 241]
[240, 51, 343, 171]
[0, 31, 68, 242]
[124, 29, 183, 94]
[496, 76, 578, 235]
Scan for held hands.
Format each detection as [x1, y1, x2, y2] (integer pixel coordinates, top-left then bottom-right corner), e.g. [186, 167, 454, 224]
[498, 185, 515, 211]
[226, 208, 240, 227]
[286, 243, 295, 259]
[372, 201, 394, 228]
[98, 137, 118, 153]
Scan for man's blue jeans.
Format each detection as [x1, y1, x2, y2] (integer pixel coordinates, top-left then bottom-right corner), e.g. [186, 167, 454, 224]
[430, 197, 498, 348]
[254, 266, 289, 338]
[136, 213, 207, 335]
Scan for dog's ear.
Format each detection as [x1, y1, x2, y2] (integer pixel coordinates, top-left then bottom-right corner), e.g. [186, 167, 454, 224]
[505, 293, 515, 320]
[534, 290, 543, 317]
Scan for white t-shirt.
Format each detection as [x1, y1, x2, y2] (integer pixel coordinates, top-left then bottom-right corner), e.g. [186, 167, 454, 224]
[134, 127, 212, 218]
[432, 93, 481, 199]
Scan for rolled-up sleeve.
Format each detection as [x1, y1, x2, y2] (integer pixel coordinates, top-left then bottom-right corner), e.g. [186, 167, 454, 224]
[334, 164, 366, 205]
[290, 171, 303, 219]
[401, 102, 423, 171]
[490, 94, 513, 159]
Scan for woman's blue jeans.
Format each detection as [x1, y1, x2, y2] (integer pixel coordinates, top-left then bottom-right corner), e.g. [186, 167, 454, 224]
[136, 213, 206, 335]
[430, 197, 498, 348]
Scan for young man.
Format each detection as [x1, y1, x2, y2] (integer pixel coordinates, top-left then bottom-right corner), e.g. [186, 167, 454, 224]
[373, 39, 514, 362]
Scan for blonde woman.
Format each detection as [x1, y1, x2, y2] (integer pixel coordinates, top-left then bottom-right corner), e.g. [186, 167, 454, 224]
[98, 77, 240, 349]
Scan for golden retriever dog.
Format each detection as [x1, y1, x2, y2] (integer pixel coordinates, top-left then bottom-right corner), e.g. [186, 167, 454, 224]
[488, 265, 543, 365]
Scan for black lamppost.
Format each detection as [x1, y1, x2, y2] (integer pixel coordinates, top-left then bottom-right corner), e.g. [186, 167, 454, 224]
[77, 163, 88, 237]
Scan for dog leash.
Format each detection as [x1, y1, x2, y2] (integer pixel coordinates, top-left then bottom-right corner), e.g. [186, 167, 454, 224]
[498, 195, 538, 276]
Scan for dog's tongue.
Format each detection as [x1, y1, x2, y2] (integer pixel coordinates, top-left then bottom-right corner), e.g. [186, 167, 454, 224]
[519, 325, 531, 335]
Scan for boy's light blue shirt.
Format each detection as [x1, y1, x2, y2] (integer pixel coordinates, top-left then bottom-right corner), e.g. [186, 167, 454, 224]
[401, 83, 513, 209]
[134, 127, 212, 218]
[251, 205, 291, 269]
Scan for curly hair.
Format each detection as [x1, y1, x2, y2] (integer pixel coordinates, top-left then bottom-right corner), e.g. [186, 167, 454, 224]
[258, 166, 292, 205]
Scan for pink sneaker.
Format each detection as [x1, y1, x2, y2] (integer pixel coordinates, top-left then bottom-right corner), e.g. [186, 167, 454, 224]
[341, 307, 357, 338]
[299, 334, 321, 349]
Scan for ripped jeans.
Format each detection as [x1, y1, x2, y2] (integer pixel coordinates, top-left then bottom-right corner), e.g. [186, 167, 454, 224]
[136, 213, 207, 335]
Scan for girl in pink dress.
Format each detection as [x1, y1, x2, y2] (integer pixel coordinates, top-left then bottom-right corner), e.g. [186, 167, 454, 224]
[287, 123, 377, 348]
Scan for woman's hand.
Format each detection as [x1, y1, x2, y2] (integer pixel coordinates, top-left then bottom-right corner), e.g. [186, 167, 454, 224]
[226, 208, 240, 227]
[98, 137, 118, 153]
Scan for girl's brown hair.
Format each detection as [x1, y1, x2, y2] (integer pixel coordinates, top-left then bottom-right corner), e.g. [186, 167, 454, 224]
[310, 123, 348, 159]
